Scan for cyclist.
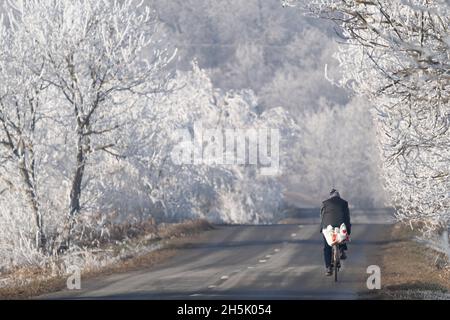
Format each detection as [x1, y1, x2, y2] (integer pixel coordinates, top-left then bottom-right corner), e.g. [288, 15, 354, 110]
[320, 188, 351, 276]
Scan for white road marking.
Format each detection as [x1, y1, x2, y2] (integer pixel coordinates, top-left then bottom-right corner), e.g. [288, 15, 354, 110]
[208, 285, 217, 289]
[220, 276, 229, 280]
[265, 255, 272, 258]
[291, 233, 297, 237]
[259, 259, 267, 263]
[274, 249, 280, 252]
[248, 266, 255, 269]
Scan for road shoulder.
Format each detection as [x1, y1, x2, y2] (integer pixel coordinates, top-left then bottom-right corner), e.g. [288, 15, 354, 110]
[361, 224, 450, 300]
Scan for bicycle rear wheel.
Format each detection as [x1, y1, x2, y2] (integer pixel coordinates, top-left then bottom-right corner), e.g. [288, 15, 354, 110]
[333, 245, 339, 282]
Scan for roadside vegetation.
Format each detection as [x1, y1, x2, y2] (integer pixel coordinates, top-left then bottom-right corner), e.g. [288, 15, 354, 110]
[365, 224, 450, 300]
[0, 219, 212, 299]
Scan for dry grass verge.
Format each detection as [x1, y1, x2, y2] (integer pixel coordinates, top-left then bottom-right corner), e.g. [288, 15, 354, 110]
[0, 219, 213, 300]
[364, 224, 450, 300]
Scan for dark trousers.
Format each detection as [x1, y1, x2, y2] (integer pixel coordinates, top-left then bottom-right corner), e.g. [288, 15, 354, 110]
[323, 236, 348, 268]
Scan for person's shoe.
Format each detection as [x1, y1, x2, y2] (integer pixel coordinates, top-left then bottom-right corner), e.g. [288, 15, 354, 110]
[326, 267, 333, 276]
[340, 251, 347, 260]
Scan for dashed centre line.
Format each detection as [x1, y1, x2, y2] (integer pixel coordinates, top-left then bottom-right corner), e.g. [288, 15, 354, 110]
[207, 242, 288, 291]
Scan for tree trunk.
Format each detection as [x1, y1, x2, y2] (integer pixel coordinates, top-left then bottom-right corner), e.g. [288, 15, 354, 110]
[62, 134, 86, 251]
[17, 149, 47, 252]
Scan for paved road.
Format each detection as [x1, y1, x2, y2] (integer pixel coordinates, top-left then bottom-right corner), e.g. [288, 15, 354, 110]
[42, 214, 392, 300]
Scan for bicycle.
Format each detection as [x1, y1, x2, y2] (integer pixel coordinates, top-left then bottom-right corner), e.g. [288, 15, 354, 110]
[323, 224, 349, 282]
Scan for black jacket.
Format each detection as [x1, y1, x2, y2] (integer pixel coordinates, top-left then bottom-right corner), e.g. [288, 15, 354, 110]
[320, 196, 351, 235]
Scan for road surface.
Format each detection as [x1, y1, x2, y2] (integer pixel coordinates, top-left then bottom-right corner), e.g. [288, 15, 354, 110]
[42, 213, 392, 300]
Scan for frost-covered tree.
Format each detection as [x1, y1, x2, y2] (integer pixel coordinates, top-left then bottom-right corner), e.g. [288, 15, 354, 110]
[290, 97, 386, 207]
[114, 63, 295, 224]
[142, 0, 387, 209]
[149, 0, 347, 111]
[5, 0, 176, 249]
[283, 0, 449, 236]
[0, 0, 300, 273]
[0, 12, 53, 251]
